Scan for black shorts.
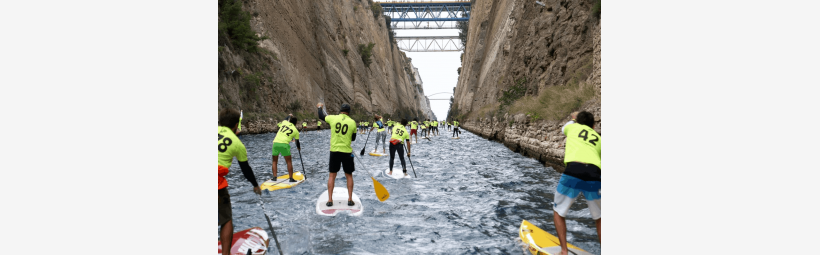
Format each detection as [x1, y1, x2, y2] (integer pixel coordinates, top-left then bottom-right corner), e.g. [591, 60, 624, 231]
[218, 188, 232, 227]
[329, 151, 355, 174]
[564, 162, 601, 182]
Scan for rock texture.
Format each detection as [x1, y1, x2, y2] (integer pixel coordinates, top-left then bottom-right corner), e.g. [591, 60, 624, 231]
[219, 0, 434, 134]
[410, 66, 437, 120]
[452, 0, 601, 171]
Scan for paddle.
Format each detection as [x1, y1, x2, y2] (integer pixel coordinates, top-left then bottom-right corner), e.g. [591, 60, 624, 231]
[351, 153, 390, 202]
[296, 148, 307, 180]
[359, 130, 372, 156]
[403, 143, 417, 178]
[257, 195, 284, 255]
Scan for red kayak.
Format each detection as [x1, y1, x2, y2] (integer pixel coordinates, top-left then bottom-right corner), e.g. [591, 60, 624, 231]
[217, 227, 269, 255]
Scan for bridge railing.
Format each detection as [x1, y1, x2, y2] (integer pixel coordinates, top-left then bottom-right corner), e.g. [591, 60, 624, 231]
[379, 0, 469, 3]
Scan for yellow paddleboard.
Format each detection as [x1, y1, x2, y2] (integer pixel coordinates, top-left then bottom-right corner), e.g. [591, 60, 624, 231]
[260, 172, 305, 191]
[369, 151, 387, 157]
[519, 220, 593, 255]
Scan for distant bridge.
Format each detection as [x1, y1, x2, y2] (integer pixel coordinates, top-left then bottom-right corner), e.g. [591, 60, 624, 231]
[380, 0, 471, 30]
[395, 36, 463, 52]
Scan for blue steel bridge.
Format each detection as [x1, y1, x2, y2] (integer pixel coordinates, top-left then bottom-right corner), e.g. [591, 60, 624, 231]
[380, 0, 470, 29]
[379, 0, 471, 52]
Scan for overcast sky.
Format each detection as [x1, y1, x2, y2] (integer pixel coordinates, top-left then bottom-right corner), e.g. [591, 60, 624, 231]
[400, 30, 460, 120]
[375, 0, 464, 120]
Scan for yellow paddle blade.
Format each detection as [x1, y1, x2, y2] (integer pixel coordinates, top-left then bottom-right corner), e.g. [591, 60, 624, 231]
[371, 177, 390, 202]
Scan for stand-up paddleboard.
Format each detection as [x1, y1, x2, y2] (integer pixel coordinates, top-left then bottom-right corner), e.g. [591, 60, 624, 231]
[315, 187, 363, 216]
[260, 171, 305, 192]
[519, 220, 593, 255]
[217, 227, 269, 255]
[383, 169, 410, 179]
[368, 150, 386, 157]
[452, 137, 460, 139]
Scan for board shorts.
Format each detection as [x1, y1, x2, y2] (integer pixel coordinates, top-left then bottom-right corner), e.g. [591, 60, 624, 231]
[553, 163, 601, 220]
[329, 151, 355, 174]
[410, 129, 417, 135]
[272, 143, 291, 157]
[218, 188, 232, 226]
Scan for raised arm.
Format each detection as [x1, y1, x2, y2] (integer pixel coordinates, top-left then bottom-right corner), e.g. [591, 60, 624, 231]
[317, 103, 328, 122]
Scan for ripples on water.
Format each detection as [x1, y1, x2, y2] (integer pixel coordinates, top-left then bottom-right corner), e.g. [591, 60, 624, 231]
[221, 129, 601, 254]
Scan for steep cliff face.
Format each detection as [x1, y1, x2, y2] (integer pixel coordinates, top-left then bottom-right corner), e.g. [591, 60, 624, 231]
[218, 0, 433, 133]
[451, 0, 601, 171]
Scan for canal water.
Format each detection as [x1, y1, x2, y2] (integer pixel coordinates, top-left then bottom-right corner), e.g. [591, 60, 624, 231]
[222, 128, 601, 254]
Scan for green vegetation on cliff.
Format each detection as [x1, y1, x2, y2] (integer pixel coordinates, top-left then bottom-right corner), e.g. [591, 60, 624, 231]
[359, 43, 376, 67]
[464, 60, 595, 122]
[218, 0, 265, 52]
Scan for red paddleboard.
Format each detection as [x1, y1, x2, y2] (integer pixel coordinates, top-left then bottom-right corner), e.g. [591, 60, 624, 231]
[217, 227, 269, 255]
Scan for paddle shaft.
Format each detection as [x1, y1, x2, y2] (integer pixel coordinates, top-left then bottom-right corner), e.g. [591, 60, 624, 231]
[403, 143, 417, 178]
[351, 153, 390, 201]
[359, 130, 372, 155]
[257, 196, 284, 255]
[352, 153, 376, 182]
[297, 148, 307, 180]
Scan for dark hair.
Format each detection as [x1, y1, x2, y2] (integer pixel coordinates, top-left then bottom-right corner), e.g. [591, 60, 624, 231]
[218, 109, 241, 128]
[289, 117, 298, 124]
[576, 111, 595, 128]
[401, 119, 408, 125]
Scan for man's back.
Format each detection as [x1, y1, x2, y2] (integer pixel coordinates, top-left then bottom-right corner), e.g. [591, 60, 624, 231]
[325, 114, 356, 153]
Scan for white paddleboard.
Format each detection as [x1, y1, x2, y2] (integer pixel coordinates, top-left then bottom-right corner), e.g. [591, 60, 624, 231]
[315, 187, 363, 216]
[384, 169, 411, 179]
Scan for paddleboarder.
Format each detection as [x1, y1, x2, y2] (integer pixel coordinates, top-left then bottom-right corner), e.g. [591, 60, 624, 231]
[272, 114, 301, 183]
[370, 115, 387, 154]
[553, 111, 601, 255]
[218, 109, 262, 255]
[317, 102, 358, 207]
[317, 120, 322, 130]
[410, 118, 419, 144]
[452, 119, 461, 137]
[301, 121, 307, 131]
[387, 119, 411, 176]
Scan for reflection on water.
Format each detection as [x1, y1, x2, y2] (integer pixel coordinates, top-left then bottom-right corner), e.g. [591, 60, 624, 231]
[221, 129, 600, 254]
